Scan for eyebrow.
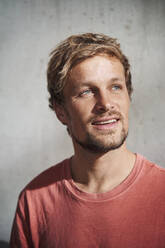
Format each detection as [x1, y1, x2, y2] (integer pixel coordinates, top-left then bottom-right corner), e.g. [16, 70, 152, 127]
[73, 77, 124, 87]
[109, 77, 125, 82]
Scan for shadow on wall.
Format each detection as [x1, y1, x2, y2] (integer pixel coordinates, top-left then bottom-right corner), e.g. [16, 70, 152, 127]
[0, 241, 9, 248]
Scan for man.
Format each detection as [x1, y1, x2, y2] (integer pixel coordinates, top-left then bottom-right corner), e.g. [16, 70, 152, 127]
[10, 33, 165, 247]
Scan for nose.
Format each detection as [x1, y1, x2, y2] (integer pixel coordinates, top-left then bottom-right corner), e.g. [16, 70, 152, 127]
[94, 90, 116, 114]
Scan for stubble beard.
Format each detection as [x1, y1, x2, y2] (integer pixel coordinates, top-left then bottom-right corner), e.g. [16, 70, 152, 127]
[64, 106, 128, 154]
[71, 126, 128, 154]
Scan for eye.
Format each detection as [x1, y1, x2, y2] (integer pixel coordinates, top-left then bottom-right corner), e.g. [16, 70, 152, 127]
[79, 89, 93, 97]
[112, 84, 122, 91]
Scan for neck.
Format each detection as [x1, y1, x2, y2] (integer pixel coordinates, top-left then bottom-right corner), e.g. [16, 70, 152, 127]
[71, 143, 136, 193]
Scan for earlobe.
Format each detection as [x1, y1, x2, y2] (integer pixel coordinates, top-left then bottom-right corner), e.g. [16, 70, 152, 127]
[53, 102, 67, 125]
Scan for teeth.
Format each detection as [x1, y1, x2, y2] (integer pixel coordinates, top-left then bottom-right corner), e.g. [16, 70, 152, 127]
[95, 119, 117, 125]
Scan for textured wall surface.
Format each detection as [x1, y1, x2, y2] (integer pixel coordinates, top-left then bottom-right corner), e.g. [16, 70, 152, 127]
[0, 0, 165, 242]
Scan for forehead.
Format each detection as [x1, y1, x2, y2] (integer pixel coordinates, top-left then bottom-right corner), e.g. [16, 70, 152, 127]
[68, 55, 125, 83]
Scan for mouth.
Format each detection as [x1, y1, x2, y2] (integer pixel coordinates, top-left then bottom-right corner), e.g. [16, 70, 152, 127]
[91, 117, 120, 130]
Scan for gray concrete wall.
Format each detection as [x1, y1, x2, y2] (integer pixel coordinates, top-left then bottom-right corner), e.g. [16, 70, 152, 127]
[0, 0, 165, 242]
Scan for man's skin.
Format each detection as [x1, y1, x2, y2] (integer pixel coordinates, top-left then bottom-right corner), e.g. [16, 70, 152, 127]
[55, 54, 136, 194]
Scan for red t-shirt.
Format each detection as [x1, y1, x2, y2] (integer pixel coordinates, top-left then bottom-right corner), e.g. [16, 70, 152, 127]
[10, 154, 165, 247]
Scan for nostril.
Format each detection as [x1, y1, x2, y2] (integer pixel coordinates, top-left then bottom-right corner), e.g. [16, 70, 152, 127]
[95, 103, 110, 113]
[94, 101, 116, 114]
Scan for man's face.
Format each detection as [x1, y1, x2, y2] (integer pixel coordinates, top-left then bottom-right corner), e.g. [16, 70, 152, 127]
[58, 55, 130, 153]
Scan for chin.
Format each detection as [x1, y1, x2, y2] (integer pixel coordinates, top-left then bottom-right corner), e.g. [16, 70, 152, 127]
[72, 129, 128, 154]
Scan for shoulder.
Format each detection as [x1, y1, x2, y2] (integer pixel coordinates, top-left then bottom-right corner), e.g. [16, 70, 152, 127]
[15, 158, 71, 214]
[137, 153, 165, 188]
[139, 153, 165, 174]
[22, 158, 71, 193]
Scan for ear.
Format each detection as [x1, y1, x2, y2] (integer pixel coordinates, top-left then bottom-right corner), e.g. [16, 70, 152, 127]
[53, 102, 68, 125]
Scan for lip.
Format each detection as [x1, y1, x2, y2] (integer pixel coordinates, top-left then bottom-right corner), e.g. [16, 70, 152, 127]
[91, 116, 120, 130]
[91, 116, 120, 125]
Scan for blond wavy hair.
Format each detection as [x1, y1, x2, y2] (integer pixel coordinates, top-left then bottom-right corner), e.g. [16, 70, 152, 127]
[47, 33, 133, 108]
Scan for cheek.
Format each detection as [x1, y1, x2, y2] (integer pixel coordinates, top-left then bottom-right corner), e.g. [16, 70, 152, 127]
[120, 101, 130, 122]
[71, 101, 91, 117]
[123, 97, 130, 113]
[66, 104, 85, 126]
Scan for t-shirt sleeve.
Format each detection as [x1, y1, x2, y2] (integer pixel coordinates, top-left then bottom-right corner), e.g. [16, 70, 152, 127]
[10, 192, 33, 248]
